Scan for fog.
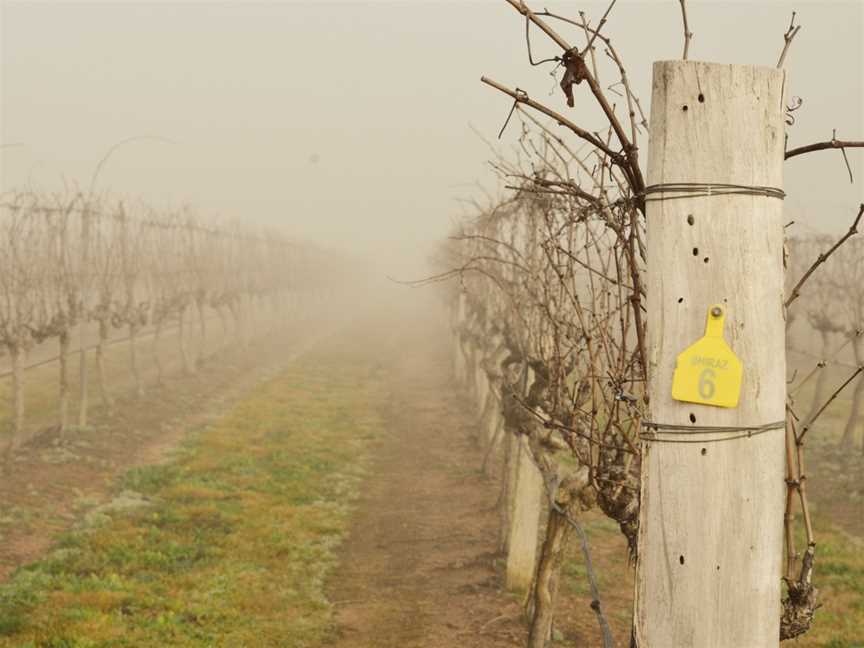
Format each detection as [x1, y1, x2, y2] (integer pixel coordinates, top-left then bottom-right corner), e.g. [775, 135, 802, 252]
[1, 1, 862, 280]
[0, 3, 862, 646]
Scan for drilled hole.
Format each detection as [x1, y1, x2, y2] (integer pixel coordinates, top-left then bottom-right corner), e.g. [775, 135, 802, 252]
[703, 257, 710, 264]
[698, 93, 705, 103]
[682, 105, 689, 112]
[689, 413, 696, 424]
[678, 297, 684, 304]
[679, 555, 685, 565]
[687, 215, 695, 226]
[692, 247, 699, 256]
[716, 565, 720, 571]
[701, 448, 707, 456]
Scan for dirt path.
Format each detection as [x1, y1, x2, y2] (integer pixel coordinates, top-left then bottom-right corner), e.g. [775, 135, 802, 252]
[326, 305, 527, 648]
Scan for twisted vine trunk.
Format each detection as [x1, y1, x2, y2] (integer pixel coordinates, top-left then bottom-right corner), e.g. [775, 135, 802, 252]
[152, 319, 166, 386]
[178, 306, 194, 375]
[95, 318, 111, 409]
[77, 320, 89, 428]
[128, 323, 143, 397]
[8, 344, 25, 452]
[527, 503, 572, 648]
[195, 298, 207, 367]
[58, 328, 71, 435]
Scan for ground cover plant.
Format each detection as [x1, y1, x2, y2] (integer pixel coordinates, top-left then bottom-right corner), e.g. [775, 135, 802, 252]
[0, 345, 382, 647]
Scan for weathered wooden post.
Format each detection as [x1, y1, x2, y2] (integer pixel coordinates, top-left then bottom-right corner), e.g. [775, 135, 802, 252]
[505, 438, 544, 591]
[505, 366, 544, 591]
[635, 61, 787, 647]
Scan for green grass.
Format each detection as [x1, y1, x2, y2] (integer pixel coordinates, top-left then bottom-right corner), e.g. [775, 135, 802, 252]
[557, 511, 864, 647]
[790, 519, 864, 647]
[0, 348, 382, 647]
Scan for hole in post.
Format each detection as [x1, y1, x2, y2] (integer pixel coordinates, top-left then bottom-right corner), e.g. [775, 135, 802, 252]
[678, 297, 684, 304]
[692, 247, 699, 256]
[716, 565, 720, 571]
[682, 105, 689, 112]
[679, 555, 685, 565]
[687, 215, 695, 226]
[703, 257, 710, 264]
[701, 448, 707, 456]
[689, 413, 696, 424]
[698, 93, 705, 103]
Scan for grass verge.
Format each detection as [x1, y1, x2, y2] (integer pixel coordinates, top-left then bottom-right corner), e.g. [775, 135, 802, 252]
[558, 512, 864, 647]
[0, 345, 381, 647]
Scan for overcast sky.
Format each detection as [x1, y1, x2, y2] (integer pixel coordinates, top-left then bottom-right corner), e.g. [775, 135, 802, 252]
[1, 1, 861, 275]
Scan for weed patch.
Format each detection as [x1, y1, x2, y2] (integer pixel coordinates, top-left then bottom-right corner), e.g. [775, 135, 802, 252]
[0, 349, 381, 647]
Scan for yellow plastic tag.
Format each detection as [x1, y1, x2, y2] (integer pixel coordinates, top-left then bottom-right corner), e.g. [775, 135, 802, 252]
[671, 305, 743, 408]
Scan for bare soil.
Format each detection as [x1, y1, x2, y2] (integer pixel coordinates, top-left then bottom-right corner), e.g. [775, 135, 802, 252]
[326, 309, 528, 648]
[325, 304, 635, 647]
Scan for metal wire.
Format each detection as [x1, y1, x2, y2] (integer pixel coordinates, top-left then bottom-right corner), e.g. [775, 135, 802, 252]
[639, 419, 786, 443]
[643, 182, 786, 202]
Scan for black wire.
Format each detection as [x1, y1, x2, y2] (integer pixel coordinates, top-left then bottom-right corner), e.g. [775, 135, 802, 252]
[643, 182, 786, 201]
[497, 89, 529, 140]
[639, 419, 786, 443]
[525, 16, 561, 67]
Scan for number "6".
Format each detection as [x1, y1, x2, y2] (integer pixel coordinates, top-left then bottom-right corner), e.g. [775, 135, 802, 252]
[698, 368, 717, 399]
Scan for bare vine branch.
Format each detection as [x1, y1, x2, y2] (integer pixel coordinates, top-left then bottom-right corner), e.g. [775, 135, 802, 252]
[679, 0, 693, 60]
[785, 204, 864, 307]
[776, 12, 801, 68]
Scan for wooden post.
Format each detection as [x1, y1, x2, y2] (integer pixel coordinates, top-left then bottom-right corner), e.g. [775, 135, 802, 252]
[635, 61, 787, 647]
[505, 435, 543, 591]
[506, 367, 544, 591]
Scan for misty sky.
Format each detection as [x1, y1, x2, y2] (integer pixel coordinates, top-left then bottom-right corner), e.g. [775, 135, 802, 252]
[1, 1, 862, 275]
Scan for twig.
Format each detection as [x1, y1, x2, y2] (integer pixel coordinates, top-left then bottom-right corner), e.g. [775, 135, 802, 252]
[498, 0, 645, 196]
[776, 12, 801, 68]
[789, 330, 861, 397]
[504, 0, 570, 51]
[480, 77, 624, 164]
[797, 365, 864, 441]
[785, 138, 864, 160]
[678, 0, 693, 60]
[582, 0, 618, 56]
[785, 204, 863, 307]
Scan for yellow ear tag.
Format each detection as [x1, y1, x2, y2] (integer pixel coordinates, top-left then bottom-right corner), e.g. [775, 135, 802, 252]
[671, 305, 743, 408]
